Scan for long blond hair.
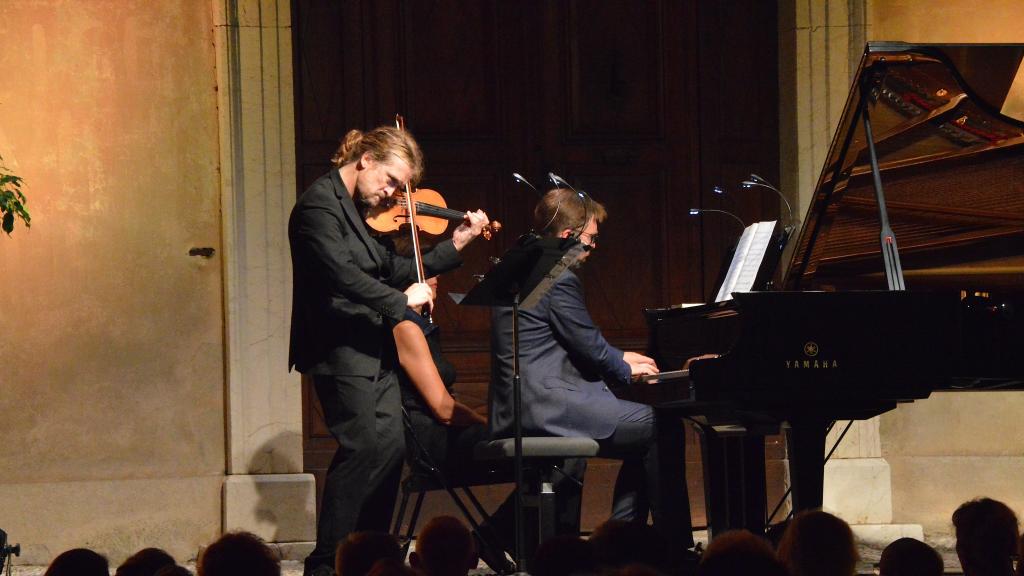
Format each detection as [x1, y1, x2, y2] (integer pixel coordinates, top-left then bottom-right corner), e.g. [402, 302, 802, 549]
[331, 126, 424, 185]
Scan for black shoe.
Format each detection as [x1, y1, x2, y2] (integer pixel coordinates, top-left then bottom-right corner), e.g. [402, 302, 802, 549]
[473, 530, 516, 575]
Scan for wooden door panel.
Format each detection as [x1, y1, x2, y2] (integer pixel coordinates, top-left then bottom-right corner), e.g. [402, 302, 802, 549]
[399, 1, 502, 138]
[566, 0, 665, 138]
[567, 170, 668, 342]
[294, 0, 367, 145]
[696, 1, 782, 297]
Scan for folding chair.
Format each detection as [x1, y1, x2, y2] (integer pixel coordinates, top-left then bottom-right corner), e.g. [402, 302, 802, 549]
[391, 409, 515, 573]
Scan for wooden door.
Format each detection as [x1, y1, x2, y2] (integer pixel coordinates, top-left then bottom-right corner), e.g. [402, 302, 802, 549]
[292, 0, 781, 531]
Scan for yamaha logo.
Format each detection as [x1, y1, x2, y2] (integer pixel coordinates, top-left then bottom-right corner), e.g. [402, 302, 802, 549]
[804, 342, 819, 357]
[785, 341, 838, 369]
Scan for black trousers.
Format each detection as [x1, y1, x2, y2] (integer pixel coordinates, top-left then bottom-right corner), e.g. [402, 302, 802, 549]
[405, 408, 491, 479]
[595, 400, 694, 549]
[305, 372, 405, 574]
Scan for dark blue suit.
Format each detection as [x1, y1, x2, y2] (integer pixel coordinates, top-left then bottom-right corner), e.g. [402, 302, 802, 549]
[489, 269, 693, 546]
[490, 270, 630, 439]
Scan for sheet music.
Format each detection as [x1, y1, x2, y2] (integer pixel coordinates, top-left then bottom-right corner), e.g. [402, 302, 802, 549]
[714, 220, 778, 302]
[714, 224, 756, 302]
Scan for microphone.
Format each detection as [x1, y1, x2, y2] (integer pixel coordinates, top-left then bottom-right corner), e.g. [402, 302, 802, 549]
[548, 173, 593, 202]
[548, 172, 574, 191]
[741, 173, 795, 224]
[512, 172, 541, 196]
[689, 208, 746, 229]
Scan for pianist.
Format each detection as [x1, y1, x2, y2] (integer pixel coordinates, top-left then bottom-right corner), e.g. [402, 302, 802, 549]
[489, 188, 695, 548]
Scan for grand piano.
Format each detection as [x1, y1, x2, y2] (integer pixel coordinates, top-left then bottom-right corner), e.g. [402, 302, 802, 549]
[642, 42, 1024, 537]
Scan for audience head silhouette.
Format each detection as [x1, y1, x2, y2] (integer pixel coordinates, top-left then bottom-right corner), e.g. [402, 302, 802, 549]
[44, 548, 110, 576]
[952, 497, 1018, 576]
[335, 532, 403, 576]
[153, 566, 191, 576]
[614, 564, 666, 576]
[115, 547, 176, 576]
[530, 535, 597, 576]
[365, 558, 421, 576]
[197, 531, 280, 576]
[589, 519, 670, 572]
[777, 510, 858, 576]
[409, 516, 476, 576]
[878, 537, 944, 576]
[696, 529, 787, 576]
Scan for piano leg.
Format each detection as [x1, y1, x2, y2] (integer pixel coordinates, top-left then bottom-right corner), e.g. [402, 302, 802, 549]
[740, 432, 767, 533]
[695, 425, 767, 537]
[785, 419, 829, 513]
[654, 408, 696, 549]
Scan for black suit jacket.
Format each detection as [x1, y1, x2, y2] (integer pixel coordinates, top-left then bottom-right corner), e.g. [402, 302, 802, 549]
[288, 169, 462, 376]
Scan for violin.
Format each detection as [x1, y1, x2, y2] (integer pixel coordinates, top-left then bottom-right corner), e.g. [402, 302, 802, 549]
[365, 187, 502, 240]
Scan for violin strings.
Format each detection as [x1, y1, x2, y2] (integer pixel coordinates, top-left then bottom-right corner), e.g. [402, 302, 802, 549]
[396, 199, 466, 221]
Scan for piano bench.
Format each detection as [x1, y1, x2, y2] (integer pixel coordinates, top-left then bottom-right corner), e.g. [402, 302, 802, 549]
[474, 436, 600, 460]
[474, 436, 600, 567]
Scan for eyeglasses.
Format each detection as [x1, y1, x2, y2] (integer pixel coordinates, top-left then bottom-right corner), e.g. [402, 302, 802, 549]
[579, 232, 599, 246]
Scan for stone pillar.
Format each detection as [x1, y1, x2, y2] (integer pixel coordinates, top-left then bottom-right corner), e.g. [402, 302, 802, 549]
[213, 0, 316, 549]
[778, 0, 868, 220]
[777, 0, 920, 543]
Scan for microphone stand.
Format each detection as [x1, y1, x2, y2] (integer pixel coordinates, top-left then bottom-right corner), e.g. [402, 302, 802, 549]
[741, 176, 797, 238]
[689, 208, 746, 230]
[511, 293, 525, 569]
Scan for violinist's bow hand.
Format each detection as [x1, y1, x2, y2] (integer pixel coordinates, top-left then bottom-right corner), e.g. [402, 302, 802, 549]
[404, 282, 434, 313]
[453, 209, 490, 251]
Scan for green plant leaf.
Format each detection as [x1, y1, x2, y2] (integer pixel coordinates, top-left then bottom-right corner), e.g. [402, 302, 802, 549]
[0, 159, 30, 234]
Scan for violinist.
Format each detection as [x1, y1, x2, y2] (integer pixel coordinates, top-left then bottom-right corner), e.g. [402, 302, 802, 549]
[287, 125, 490, 576]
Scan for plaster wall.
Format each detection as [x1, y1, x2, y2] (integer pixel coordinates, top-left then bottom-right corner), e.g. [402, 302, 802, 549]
[868, 0, 1024, 537]
[0, 0, 225, 563]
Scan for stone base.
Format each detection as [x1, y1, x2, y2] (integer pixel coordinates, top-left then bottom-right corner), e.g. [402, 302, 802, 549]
[273, 541, 315, 561]
[0, 475, 222, 565]
[888, 455, 1024, 537]
[823, 458, 893, 525]
[223, 474, 317, 543]
[850, 523, 924, 546]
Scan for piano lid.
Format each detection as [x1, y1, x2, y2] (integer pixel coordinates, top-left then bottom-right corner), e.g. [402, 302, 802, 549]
[784, 42, 1024, 292]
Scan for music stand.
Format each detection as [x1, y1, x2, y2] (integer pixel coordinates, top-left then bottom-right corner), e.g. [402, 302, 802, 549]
[461, 233, 586, 569]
